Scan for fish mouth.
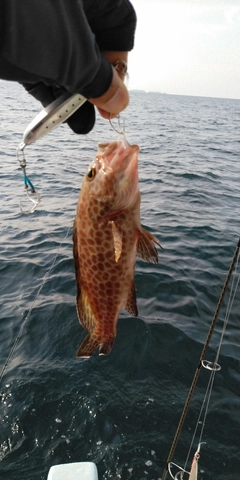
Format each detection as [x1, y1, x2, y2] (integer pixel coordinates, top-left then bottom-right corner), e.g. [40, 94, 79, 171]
[98, 140, 139, 175]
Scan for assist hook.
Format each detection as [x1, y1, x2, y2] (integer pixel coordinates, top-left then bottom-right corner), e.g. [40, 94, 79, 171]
[109, 113, 125, 136]
[17, 142, 41, 214]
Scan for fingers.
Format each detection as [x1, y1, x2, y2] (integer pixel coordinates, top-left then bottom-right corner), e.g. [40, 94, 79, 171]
[23, 51, 130, 131]
[88, 65, 129, 119]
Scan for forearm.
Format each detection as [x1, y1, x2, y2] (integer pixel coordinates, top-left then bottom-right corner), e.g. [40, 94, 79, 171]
[0, 0, 136, 97]
[84, 0, 136, 52]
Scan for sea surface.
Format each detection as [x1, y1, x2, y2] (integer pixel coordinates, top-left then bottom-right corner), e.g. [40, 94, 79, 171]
[0, 81, 240, 480]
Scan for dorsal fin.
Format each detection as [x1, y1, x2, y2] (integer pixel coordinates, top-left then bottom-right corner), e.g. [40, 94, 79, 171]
[124, 281, 138, 316]
[137, 227, 163, 264]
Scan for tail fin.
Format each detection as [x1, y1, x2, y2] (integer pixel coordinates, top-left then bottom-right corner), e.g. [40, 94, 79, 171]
[76, 334, 115, 358]
[99, 339, 114, 356]
[76, 334, 99, 358]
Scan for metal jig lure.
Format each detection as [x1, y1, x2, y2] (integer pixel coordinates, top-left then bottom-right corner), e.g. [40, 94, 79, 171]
[188, 443, 205, 480]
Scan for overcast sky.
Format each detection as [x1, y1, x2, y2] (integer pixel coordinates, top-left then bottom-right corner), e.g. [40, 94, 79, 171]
[128, 0, 240, 99]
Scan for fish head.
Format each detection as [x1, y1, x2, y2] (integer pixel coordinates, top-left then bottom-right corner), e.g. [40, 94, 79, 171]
[80, 138, 140, 219]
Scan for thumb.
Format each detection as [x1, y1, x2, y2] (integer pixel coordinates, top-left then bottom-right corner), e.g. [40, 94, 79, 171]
[88, 67, 129, 119]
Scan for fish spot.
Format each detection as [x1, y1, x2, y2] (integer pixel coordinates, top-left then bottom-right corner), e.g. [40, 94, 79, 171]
[106, 288, 114, 296]
[104, 261, 114, 270]
[89, 254, 97, 264]
[87, 267, 97, 278]
[110, 274, 118, 283]
[93, 205, 99, 215]
[96, 231, 103, 240]
[80, 220, 86, 230]
[80, 250, 87, 261]
[103, 240, 112, 250]
[96, 262, 104, 271]
[86, 280, 94, 291]
[88, 227, 94, 237]
[88, 238, 96, 246]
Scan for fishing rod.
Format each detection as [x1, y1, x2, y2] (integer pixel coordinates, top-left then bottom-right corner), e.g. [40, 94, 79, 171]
[161, 236, 240, 480]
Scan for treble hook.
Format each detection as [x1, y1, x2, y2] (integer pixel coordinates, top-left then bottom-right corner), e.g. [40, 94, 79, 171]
[17, 143, 41, 214]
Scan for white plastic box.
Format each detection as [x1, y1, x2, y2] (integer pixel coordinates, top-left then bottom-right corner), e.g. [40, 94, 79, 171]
[47, 462, 98, 480]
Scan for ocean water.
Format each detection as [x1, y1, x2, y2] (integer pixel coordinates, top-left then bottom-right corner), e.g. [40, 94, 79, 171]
[0, 81, 240, 480]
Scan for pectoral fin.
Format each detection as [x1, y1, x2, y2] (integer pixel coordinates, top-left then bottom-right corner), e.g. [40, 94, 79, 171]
[124, 282, 138, 316]
[137, 227, 163, 264]
[110, 220, 122, 262]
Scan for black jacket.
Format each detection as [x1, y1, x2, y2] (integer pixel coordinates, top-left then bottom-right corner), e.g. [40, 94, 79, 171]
[0, 0, 136, 98]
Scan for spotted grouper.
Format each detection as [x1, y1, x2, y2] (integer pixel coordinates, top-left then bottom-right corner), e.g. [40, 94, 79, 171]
[73, 137, 161, 357]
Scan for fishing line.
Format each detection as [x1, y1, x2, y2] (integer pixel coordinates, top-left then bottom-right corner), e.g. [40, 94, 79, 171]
[161, 236, 240, 480]
[0, 223, 73, 384]
[182, 249, 240, 474]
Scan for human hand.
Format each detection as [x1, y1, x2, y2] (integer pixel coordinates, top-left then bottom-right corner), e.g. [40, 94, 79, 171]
[89, 52, 129, 120]
[22, 52, 129, 132]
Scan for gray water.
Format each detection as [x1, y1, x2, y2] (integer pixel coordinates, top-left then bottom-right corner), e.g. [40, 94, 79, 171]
[0, 81, 240, 479]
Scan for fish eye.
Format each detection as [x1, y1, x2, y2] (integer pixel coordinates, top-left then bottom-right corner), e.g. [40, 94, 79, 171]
[87, 167, 96, 181]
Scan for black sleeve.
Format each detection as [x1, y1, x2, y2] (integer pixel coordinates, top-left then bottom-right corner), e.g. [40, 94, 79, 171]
[0, 0, 136, 97]
[83, 0, 137, 52]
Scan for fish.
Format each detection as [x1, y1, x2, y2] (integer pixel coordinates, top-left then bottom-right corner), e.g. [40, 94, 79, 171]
[73, 137, 161, 357]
